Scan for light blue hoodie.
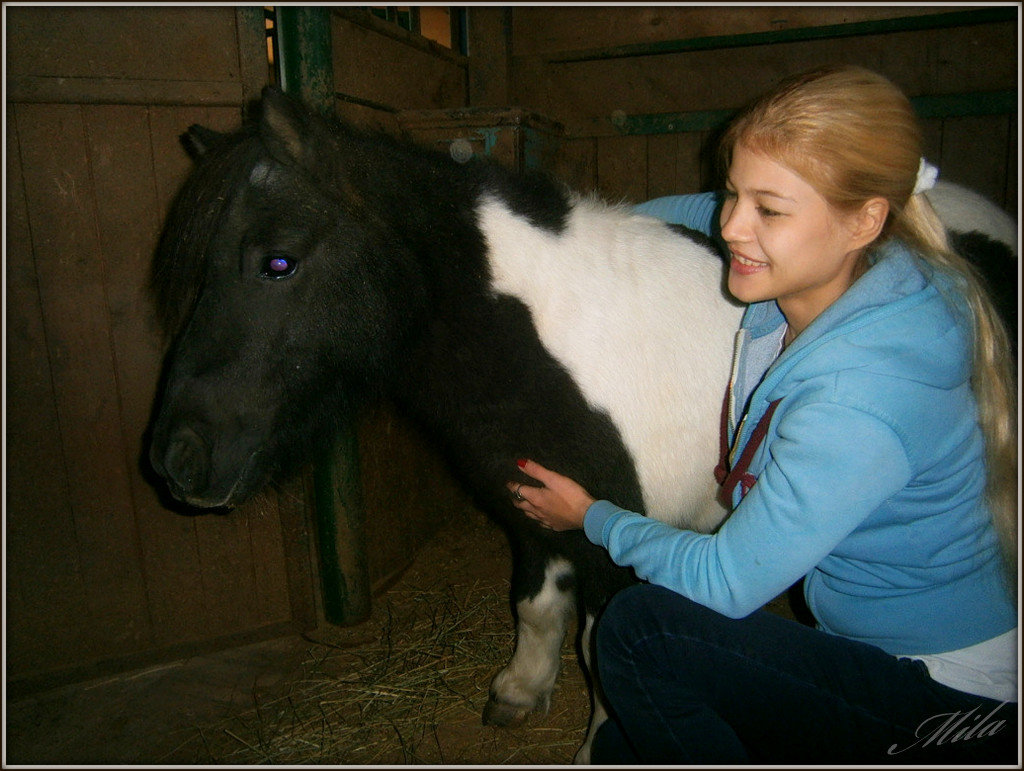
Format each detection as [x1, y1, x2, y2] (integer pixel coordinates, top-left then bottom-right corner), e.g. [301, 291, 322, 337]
[584, 193, 1016, 656]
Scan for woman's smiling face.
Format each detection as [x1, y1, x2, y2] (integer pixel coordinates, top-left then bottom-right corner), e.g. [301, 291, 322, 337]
[720, 144, 875, 338]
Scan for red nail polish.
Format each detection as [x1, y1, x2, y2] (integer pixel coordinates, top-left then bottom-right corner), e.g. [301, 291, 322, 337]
[516, 458, 528, 469]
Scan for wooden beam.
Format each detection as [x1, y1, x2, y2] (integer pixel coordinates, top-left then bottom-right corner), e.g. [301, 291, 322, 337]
[911, 90, 1019, 119]
[611, 90, 1018, 137]
[548, 8, 1015, 64]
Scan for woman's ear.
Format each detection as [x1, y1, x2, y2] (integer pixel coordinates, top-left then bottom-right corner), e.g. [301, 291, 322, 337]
[850, 197, 890, 249]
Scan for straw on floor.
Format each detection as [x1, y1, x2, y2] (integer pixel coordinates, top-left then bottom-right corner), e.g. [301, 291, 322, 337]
[176, 513, 590, 765]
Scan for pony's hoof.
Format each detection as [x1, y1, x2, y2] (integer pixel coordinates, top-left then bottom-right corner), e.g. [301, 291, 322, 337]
[482, 695, 532, 727]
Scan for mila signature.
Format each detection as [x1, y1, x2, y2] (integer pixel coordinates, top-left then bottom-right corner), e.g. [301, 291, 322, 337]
[888, 702, 1009, 755]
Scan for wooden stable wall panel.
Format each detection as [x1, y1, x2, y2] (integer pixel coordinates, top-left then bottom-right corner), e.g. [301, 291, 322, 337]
[6, 6, 256, 106]
[12, 104, 151, 666]
[7, 6, 241, 81]
[508, 8, 1017, 212]
[6, 7, 318, 692]
[512, 10, 1017, 122]
[356, 402, 477, 593]
[937, 114, 1018, 213]
[330, 8, 467, 128]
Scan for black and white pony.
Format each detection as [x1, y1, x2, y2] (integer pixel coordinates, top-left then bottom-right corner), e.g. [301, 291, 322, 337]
[147, 87, 1016, 762]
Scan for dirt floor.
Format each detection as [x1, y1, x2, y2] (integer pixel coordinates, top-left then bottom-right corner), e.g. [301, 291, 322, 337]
[7, 505, 801, 766]
[5, 508, 591, 766]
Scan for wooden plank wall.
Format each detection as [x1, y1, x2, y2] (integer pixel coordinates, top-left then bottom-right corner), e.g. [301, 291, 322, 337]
[5, 6, 319, 692]
[506, 6, 1018, 215]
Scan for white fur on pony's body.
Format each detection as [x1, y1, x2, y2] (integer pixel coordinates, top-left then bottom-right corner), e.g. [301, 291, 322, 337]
[481, 193, 743, 532]
[925, 180, 1018, 254]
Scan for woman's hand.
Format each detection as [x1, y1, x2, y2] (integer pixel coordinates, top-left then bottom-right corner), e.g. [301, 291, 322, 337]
[507, 459, 596, 532]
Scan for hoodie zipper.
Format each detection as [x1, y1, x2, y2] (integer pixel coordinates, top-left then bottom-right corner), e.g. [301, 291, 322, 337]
[726, 328, 747, 441]
[733, 289, 934, 457]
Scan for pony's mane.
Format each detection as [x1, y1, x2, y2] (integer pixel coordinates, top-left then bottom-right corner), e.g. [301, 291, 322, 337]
[151, 126, 260, 338]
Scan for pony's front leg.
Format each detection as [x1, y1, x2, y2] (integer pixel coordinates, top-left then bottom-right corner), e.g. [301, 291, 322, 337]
[483, 556, 575, 726]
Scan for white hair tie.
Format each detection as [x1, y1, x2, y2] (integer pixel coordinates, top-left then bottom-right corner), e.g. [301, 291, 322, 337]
[913, 158, 939, 195]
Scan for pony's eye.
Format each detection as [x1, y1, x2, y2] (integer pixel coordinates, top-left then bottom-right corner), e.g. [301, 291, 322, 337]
[260, 254, 297, 280]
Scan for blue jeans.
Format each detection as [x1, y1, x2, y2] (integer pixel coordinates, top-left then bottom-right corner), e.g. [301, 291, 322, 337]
[592, 584, 1017, 764]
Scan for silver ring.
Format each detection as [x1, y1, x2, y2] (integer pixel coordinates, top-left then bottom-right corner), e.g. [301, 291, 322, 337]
[512, 484, 525, 502]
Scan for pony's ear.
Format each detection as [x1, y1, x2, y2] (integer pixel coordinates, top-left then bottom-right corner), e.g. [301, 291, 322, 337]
[259, 86, 313, 168]
[180, 125, 227, 160]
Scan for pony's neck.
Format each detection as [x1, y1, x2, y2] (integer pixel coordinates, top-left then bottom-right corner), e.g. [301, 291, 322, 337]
[340, 133, 491, 291]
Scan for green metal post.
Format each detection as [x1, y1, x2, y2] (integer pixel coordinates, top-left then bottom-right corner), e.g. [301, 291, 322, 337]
[274, 6, 371, 626]
[275, 6, 336, 115]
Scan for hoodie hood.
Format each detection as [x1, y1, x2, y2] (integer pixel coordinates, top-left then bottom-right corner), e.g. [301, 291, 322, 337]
[743, 240, 973, 399]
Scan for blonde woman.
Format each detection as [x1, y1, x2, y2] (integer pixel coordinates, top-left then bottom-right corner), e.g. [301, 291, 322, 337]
[510, 66, 1017, 763]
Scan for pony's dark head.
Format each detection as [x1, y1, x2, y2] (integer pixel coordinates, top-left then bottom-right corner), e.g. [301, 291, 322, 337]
[149, 87, 428, 508]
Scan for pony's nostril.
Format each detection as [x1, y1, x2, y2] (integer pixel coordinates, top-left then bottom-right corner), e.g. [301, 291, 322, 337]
[161, 427, 210, 497]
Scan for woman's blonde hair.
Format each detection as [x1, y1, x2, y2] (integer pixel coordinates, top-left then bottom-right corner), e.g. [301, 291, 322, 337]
[720, 65, 1018, 578]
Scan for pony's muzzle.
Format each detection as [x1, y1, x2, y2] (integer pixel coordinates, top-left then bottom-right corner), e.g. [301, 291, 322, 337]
[153, 425, 213, 506]
[151, 423, 268, 509]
